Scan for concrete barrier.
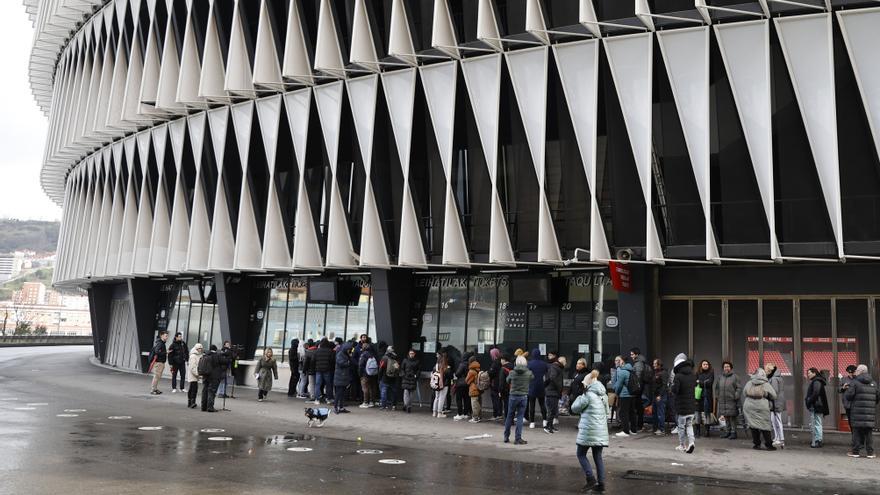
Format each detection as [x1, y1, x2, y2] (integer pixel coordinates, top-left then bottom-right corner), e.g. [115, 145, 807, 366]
[0, 335, 93, 347]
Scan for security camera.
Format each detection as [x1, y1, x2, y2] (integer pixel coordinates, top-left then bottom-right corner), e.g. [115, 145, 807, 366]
[615, 248, 634, 262]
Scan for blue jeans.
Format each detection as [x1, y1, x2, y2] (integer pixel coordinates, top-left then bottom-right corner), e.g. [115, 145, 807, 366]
[504, 395, 528, 441]
[652, 396, 667, 432]
[576, 445, 605, 483]
[380, 381, 395, 408]
[315, 371, 333, 401]
[809, 409, 823, 445]
[677, 414, 695, 447]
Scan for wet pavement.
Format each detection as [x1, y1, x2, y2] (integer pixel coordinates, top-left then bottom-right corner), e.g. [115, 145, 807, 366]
[0, 347, 874, 494]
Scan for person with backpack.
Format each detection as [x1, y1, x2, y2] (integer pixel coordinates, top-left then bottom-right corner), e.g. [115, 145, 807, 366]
[671, 353, 697, 453]
[844, 364, 880, 458]
[629, 348, 649, 432]
[401, 349, 420, 413]
[167, 332, 189, 394]
[572, 370, 609, 493]
[488, 348, 503, 420]
[379, 346, 400, 410]
[287, 339, 300, 398]
[358, 341, 379, 408]
[186, 343, 203, 408]
[611, 355, 635, 437]
[804, 367, 829, 448]
[148, 331, 169, 395]
[453, 352, 474, 420]
[431, 350, 454, 418]
[544, 355, 564, 434]
[333, 342, 353, 414]
[504, 355, 534, 445]
[466, 357, 485, 423]
[742, 367, 777, 451]
[527, 348, 549, 429]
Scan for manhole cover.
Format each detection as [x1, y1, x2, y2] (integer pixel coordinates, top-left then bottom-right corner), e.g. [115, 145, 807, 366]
[286, 447, 313, 452]
[357, 449, 384, 455]
[108, 416, 132, 420]
[138, 426, 163, 431]
[56, 414, 79, 418]
[200, 428, 226, 433]
[208, 437, 233, 441]
[378, 459, 406, 465]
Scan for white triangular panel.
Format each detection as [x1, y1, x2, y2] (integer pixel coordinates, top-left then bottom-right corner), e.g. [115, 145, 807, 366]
[166, 118, 190, 273]
[186, 112, 211, 271]
[774, 13, 842, 258]
[359, 183, 391, 268]
[325, 180, 358, 268]
[292, 181, 324, 269]
[838, 8, 880, 162]
[283, 88, 313, 171]
[282, 0, 315, 85]
[253, 0, 284, 88]
[177, 3, 207, 107]
[132, 132, 155, 274]
[225, 0, 256, 97]
[156, 10, 185, 112]
[432, 0, 459, 58]
[148, 125, 172, 274]
[314, 81, 344, 173]
[461, 53, 515, 264]
[104, 142, 126, 275]
[657, 27, 719, 261]
[603, 33, 663, 263]
[419, 61, 456, 178]
[314, 0, 346, 78]
[199, 3, 229, 101]
[552, 40, 610, 261]
[207, 107, 235, 271]
[92, 159, 113, 277]
[256, 95, 292, 269]
[381, 69, 417, 174]
[477, 0, 502, 51]
[714, 20, 780, 260]
[139, 14, 162, 112]
[399, 188, 428, 267]
[121, 34, 149, 123]
[230, 101, 263, 270]
[350, 0, 380, 72]
[525, 0, 549, 44]
[388, 0, 417, 66]
[118, 137, 139, 275]
[346, 75, 378, 172]
[442, 185, 470, 266]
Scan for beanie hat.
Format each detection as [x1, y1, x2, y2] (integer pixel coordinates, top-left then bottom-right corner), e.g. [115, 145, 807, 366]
[673, 353, 687, 369]
[489, 348, 501, 360]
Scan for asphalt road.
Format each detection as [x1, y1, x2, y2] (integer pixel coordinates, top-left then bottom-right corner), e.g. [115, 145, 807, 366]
[0, 347, 866, 495]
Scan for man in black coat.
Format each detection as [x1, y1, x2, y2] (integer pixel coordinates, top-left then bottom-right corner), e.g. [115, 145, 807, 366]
[148, 331, 169, 395]
[670, 353, 696, 453]
[201, 345, 229, 412]
[287, 339, 300, 398]
[844, 365, 880, 458]
[167, 332, 189, 393]
[313, 339, 335, 404]
[804, 367, 829, 448]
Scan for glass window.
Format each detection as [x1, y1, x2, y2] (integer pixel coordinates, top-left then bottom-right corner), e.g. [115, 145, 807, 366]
[265, 287, 289, 358]
[285, 281, 308, 353]
[177, 289, 191, 344]
[693, 300, 723, 376]
[191, 303, 208, 348]
[367, 290, 376, 343]
[418, 279, 441, 348]
[325, 304, 347, 343]
[438, 277, 468, 352]
[729, 300, 759, 377]
[763, 299, 796, 428]
[660, 300, 689, 369]
[304, 302, 326, 343]
[466, 276, 497, 355]
[210, 304, 222, 350]
[801, 299, 832, 428]
[167, 287, 182, 335]
[345, 278, 370, 341]
[836, 299, 869, 425]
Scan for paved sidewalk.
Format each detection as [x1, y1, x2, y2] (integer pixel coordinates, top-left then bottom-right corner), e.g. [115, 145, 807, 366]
[95, 357, 879, 493]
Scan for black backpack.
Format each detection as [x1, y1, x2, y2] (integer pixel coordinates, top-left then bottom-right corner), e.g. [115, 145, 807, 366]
[627, 368, 641, 395]
[198, 354, 213, 376]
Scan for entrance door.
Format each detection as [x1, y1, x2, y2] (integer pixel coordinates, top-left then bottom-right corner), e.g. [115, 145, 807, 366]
[800, 299, 833, 429]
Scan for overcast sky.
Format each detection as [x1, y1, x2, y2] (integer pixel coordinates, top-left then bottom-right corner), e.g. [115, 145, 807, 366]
[0, 3, 61, 222]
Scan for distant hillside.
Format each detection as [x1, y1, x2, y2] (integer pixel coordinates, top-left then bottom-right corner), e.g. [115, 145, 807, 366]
[0, 219, 60, 254]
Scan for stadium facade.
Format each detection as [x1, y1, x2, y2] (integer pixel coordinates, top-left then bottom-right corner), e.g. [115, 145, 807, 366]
[30, 0, 880, 428]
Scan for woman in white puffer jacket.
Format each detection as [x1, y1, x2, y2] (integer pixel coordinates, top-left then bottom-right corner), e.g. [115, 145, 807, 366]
[186, 343, 204, 409]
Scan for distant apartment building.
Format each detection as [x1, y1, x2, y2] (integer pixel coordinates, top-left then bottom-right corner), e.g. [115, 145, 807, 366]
[0, 254, 24, 281]
[15, 282, 47, 305]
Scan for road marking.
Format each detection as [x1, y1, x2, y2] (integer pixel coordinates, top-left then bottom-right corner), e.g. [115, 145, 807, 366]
[108, 416, 132, 420]
[26, 403, 48, 406]
[14, 407, 36, 411]
[138, 426, 163, 431]
[56, 414, 79, 417]
[64, 409, 87, 413]
[357, 449, 383, 455]
[0, 398, 19, 401]
[286, 447, 313, 452]
[378, 459, 406, 465]
[208, 437, 233, 441]
[200, 428, 225, 433]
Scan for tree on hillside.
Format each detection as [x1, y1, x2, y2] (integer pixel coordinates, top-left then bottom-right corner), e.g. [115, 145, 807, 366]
[14, 321, 32, 336]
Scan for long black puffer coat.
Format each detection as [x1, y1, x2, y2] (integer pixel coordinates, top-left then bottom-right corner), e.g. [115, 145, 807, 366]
[401, 356, 420, 391]
[671, 360, 697, 417]
[845, 373, 880, 428]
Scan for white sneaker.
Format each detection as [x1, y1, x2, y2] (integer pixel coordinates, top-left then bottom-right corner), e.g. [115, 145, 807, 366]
[675, 445, 685, 452]
[171, 389, 178, 394]
[313, 400, 321, 405]
[468, 418, 481, 423]
[615, 432, 630, 438]
[671, 427, 679, 434]
[553, 418, 559, 426]
[529, 422, 535, 429]
[542, 420, 547, 428]
[454, 415, 464, 421]
[359, 403, 369, 408]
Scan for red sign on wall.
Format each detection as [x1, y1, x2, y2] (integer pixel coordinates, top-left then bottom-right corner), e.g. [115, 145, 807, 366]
[609, 262, 633, 293]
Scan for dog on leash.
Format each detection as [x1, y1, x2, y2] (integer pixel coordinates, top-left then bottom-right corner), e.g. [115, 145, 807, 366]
[304, 407, 330, 428]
